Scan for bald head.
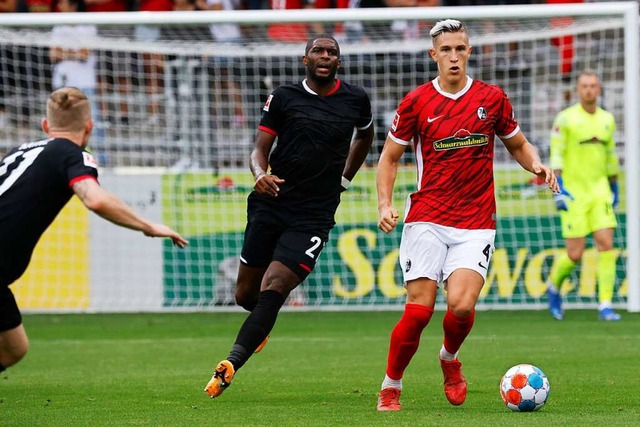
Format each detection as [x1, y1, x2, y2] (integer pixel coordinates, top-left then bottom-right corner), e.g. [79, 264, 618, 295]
[46, 87, 91, 133]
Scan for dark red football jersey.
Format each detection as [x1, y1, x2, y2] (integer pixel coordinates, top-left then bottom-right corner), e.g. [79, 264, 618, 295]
[389, 77, 519, 230]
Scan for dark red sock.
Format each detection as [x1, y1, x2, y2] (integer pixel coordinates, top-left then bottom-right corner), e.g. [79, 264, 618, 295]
[442, 309, 475, 355]
[386, 304, 434, 379]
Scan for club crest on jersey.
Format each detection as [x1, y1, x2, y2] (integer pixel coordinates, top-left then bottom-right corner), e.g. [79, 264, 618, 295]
[83, 152, 98, 169]
[433, 129, 489, 151]
[391, 113, 400, 132]
[263, 94, 273, 112]
[405, 259, 412, 273]
[579, 136, 606, 145]
[477, 107, 487, 120]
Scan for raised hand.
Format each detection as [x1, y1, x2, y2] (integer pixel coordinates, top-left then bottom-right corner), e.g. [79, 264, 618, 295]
[144, 224, 189, 248]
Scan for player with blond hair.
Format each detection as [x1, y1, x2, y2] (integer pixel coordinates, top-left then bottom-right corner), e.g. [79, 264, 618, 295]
[375, 19, 558, 411]
[0, 87, 188, 374]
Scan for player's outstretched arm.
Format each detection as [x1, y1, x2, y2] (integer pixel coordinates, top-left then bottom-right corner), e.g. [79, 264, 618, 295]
[502, 131, 559, 193]
[376, 136, 404, 233]
[342, 124, 375, 184]
[72, 178, 188, 248]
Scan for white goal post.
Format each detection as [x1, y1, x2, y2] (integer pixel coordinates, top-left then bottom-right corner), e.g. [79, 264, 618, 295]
[0, 3, 637, 313]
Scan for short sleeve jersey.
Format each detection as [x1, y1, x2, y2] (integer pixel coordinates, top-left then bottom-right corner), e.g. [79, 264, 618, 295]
[257, 78, 372, 224]
[549, 103, 618, 200]
[0, 138, 98, 283]
[389, 77, 519, 230]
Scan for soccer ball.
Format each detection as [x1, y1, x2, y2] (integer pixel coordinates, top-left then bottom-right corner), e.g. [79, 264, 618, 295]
[500, 364, 550, 412]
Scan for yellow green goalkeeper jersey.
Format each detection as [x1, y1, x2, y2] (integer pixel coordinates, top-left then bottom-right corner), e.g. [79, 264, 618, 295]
[549, 103, 619, 199]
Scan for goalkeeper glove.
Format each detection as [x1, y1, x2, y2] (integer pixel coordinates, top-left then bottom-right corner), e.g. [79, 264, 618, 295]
[610, 181, 619, 209]
[554, 177, 573, 211]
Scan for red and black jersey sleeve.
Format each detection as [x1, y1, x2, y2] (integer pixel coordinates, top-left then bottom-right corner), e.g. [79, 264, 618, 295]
[55, 140, 99, 187]
[258, 88, 286, 136]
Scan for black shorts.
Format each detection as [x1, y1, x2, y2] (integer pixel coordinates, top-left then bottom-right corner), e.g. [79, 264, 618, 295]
[0, 286, 22, 332]
[240, 204, 330, 281]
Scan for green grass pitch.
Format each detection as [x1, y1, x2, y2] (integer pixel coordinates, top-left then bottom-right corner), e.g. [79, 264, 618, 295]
[2, 311, 638, 426]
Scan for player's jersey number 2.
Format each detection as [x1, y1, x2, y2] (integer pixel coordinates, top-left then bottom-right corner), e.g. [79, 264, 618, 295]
[305, 236, 325, 259]
[0, 147, 45, 197]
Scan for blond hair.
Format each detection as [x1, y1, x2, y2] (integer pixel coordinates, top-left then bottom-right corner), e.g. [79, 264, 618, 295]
[46, 87, 91, 133]
[577, 69, 601, 85]
[429, 19, 468, 41]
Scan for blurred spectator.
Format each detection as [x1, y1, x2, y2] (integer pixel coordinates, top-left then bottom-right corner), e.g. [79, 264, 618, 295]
[196, 0, 242, 43]
[5, 0, 53, 126]
[356, 0, 437, 42]
[20, 0, 55, 12]
[0, 0, 17, 11]
[0, 0, 18, 127]
[197, 0, 246, 125]
[389, 0, 438, 41]
[172, 0, 196, 7]
[85, 0, 132, 125]
[441, 0, 536, 4]
[242, 0, 264, 8]
[314, 0, 363, 42]
[267, 0, 314, 43]
[50, 0, 107, 163]
[84, 0, 129, 11]
[134, 0, 173, 126]
[548, 0, 583, 96]
[162, 0, 212, 169]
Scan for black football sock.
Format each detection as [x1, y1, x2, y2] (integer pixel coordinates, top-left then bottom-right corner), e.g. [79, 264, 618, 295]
[227, 289, 286, 371]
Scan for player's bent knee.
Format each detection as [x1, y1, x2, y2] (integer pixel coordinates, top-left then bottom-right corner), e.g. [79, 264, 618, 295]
[235, 291, 258, 312]
[0, 339, 29, 368]
[10, 345, 28, 366]
[447, 304, 475, 318]
[567, 252, 583, 263]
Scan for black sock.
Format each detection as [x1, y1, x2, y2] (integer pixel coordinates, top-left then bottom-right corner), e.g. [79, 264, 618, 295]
[0, 364, 6, 373]
[228, 289, 286, 371]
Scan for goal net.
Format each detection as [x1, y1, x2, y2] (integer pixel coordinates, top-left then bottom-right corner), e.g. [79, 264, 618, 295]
[1, 3, 637, 312]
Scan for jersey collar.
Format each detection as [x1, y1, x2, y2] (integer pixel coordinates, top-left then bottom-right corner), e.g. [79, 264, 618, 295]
[432, 76, 473, 100]
[302, 78, 341, 96]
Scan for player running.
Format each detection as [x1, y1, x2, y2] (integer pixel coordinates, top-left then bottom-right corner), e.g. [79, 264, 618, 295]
[375, 19, 558, 411]
[0, 87, 188, 374]
[204, 35, 374, 399]
[546, 70, 621, 321]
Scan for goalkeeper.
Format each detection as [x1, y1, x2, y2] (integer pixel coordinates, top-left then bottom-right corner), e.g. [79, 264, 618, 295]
[547, 70, 621, 321]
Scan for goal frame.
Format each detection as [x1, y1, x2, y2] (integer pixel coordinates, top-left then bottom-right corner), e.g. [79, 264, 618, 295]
[0, 2, 637, 312]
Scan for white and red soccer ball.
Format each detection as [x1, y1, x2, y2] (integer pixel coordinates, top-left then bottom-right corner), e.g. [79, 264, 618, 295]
[500, 364, 550, 412]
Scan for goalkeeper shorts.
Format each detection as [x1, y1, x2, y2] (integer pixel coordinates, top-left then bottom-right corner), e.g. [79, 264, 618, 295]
[560, 196, 617, 238]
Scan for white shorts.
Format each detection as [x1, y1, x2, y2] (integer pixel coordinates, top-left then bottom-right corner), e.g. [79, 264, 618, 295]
[399, 222, 496, 286]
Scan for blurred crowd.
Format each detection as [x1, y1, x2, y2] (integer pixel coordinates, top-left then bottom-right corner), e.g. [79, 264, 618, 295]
[0, 0, 582, 16]
[0, 0, 617, 169]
